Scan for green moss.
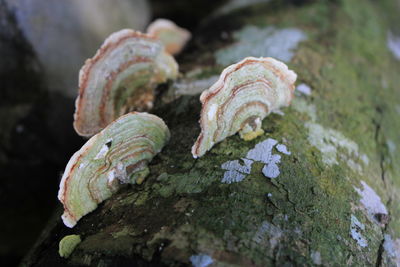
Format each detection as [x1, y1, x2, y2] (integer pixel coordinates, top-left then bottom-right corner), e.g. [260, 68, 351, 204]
[134, 190, 149, 206]
[110, 226, 136, 239]
[154, 169, 219, 198]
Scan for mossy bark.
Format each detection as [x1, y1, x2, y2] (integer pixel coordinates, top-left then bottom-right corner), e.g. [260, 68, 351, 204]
[22, 0, 400, 266]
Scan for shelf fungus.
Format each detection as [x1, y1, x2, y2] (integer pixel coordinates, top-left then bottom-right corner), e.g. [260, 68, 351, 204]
[59, 235, 81, 258]
[192, 57, 297, 158]
[147, 18, 191, 55]
[58, 112, 170, 228]
[74, 29, 178, 137]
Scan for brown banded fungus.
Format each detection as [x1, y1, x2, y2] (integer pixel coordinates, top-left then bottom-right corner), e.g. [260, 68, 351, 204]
[73, 29, 178, 137]
[147, 18, 191, 55]
[58, 112, 170, 228]
[192, 57, 297, 158]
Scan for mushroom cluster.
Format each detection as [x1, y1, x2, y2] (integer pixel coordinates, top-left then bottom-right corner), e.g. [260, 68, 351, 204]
[58, 19, 298, 232]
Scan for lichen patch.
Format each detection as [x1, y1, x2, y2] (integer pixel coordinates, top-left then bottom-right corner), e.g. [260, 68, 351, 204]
[305, 122, 365, 173]
[292, 98, 317, 121]
[189, 254, 214, 267]
[310, 250, 322, 265]
[261, 154, 281, 179]
[360, 154, 369, 165]
[276, 144, 291, 155]
[246, 138, 278, 163]
[387, 139, 396, 154]
[383, 234, 400, 265]
[221, 138, 291, 183]
[221, 159, 253, 184]
[296, 83, 312, 96]
[387, 31, 400, 60]
[350, 215, 368, 248]
[293, 99, 369, 173]
[252, 221, 283, 249]
[354, 181, 388, 224]
[215, 25, 307, 65]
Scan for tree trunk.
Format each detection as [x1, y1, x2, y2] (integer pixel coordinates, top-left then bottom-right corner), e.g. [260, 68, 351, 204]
[21, 0, 400, 266]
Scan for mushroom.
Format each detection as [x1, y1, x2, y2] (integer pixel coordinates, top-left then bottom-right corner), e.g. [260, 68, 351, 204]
[59, 235, 81, 258]
[73, 29, 178, 137]
[191, 57, 297, 158]
[58, 112, 170, 228]
[147, 18, 191, 55]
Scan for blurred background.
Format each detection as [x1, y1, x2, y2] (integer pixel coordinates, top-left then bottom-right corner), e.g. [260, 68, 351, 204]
[0, 0, 229, 265]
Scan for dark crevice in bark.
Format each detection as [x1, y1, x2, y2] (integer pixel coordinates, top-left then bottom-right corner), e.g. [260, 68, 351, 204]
[375, 214, 389, 267]
[373, 106, 393, 267]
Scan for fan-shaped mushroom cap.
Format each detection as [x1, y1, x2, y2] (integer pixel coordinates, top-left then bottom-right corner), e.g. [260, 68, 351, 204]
[59, 112, 170, 227]
[74, 29, 178, 137]
[147, 19, 191, 55]
[192, 57, 297, 158]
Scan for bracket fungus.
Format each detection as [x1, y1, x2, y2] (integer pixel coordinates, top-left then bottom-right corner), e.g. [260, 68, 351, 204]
[192, 57, 297, 158]
[73, 29, 178, 137]
[59, 235, 81, 258]
[147, 18, 191, 55]
[58, 112, 170, 228]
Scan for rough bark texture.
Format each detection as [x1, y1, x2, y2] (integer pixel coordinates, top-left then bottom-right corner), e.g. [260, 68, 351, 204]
[22, 0, 400, 266]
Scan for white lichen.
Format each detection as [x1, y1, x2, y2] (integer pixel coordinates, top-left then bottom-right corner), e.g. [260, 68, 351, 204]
[221, 171, 246, 184]
[221, 158, 253, 173]
[246, 138, 278, 163]
[387, 139, 396, 154]
[253, 221, 283, 249]
[293, 99, 369, 173]
[215, 25, 307, 65]
[350, 215, 368, 248]
[383, 234, 400, 265]
[221, 138, 291, 182]
[310, 250, 322, 265]
[246, 139, 287, 179]
[292, 98, 317, 121]
[354, 181, 388, 223]
[360, 154, 369, 165]
[189, 254, 214, 267]
[305, 122, 363, 172]
[384, 234, 396, 258]
[221, 158, 253, 184]
[276, 144, 291, 155]
[345, 158, 363, 174]
[262, 154, 281, 178]
[296, 83, 312, 96]
[387, 31, 400, 60]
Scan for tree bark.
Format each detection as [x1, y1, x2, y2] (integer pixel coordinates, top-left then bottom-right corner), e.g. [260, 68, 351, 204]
[22, 0, 400, 266]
